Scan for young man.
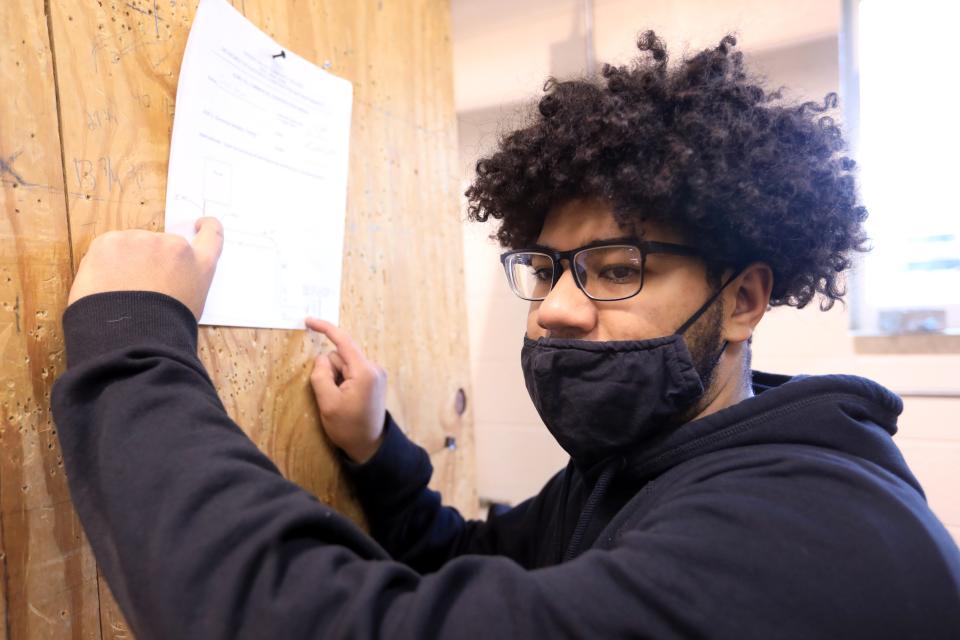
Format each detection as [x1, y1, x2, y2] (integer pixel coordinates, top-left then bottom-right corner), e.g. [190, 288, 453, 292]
[53, 34, 960, 638]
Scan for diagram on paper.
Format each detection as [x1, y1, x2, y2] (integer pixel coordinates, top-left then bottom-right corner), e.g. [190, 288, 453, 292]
[163, 0, 352, 330]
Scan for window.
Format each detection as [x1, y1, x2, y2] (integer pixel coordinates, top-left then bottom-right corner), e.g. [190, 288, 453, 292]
[845, 0, 960, 336]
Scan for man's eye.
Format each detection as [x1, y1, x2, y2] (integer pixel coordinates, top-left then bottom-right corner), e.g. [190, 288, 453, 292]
[599, 265, 641, 283]
[532, 268, 553, 282]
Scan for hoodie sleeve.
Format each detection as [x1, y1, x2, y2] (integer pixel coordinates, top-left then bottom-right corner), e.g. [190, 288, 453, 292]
[338, 414, 562, 573]
[54, 292, 613, 639]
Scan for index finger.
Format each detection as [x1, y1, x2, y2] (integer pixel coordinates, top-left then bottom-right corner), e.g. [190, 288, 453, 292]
[192, 217, 224, 270]
[305, 317, 363, 364]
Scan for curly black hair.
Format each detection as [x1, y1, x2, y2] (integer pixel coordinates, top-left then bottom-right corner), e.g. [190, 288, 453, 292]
[465, 32, 868, 309]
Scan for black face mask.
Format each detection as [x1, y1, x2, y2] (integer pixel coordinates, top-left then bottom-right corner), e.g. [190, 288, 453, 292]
[520, 275, 736, 470]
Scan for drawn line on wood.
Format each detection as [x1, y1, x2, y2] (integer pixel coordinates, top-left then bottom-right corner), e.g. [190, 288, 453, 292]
[28, 603, 57, 626]
[0, 151, 33, 186]
[124, 3, 149, 17]
[43, 0, 77, 275]
[124, 1, 166, 26]
[5, 574, 99, 606]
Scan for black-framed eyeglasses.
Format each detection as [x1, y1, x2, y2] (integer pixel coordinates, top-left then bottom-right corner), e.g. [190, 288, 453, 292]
[499, 237, 702, 302]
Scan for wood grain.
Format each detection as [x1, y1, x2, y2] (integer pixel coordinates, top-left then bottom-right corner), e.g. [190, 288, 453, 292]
[240, 0, 477, 514]
[45, 3, 201, 634]
[0, 1, 102, 637]
[2, 0, 475, 637]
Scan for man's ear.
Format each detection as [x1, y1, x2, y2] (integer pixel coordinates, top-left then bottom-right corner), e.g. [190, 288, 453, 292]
[723, 263, 773, 344]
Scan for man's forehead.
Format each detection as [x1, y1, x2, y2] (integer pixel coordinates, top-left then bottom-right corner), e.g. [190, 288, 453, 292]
[534, 199, 680, 250]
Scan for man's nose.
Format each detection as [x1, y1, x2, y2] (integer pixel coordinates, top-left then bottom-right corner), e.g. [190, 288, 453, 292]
[535, 267, 596, 337]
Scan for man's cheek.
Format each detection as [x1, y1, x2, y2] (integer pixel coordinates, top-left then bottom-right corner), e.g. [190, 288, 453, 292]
[526, 303, 543, 338]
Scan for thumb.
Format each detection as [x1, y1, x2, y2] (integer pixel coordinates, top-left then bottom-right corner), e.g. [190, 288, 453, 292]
[192, 217, 224, 272]
[310, 353, 341, 408]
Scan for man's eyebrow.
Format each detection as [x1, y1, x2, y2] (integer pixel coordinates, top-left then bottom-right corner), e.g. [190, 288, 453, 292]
[526, 242, 557, 253]
[527, 236, 640, 253]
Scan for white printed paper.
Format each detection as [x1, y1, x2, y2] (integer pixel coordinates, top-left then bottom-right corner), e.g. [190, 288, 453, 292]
[164, 0, 352, 329]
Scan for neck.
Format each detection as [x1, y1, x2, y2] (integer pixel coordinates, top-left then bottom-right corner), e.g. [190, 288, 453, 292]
[690, 340, 753, 423]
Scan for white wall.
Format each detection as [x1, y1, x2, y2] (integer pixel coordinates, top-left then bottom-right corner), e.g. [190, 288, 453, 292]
[453, 0, 960, 544]
[453, 0, 840, 112]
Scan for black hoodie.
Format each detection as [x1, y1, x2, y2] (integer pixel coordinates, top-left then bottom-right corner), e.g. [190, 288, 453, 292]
[52, 292, 960, 639]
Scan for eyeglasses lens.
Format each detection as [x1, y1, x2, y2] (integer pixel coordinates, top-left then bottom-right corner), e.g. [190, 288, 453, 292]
[507, 252, 554, 300]
[506, 245, 644, 301]
[575, 245, 643, 300]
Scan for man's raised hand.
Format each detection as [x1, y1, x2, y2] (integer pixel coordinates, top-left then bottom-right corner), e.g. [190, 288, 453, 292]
[306, 318, 387, 464]
[67, 217, 224, 320]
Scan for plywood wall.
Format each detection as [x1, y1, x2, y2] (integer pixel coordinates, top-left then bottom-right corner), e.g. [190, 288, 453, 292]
[0, 0, 475, 637]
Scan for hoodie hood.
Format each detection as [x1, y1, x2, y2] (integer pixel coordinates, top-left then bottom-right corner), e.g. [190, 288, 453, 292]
[557, 371, 917, 562]
[617, 371, 916, 492]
